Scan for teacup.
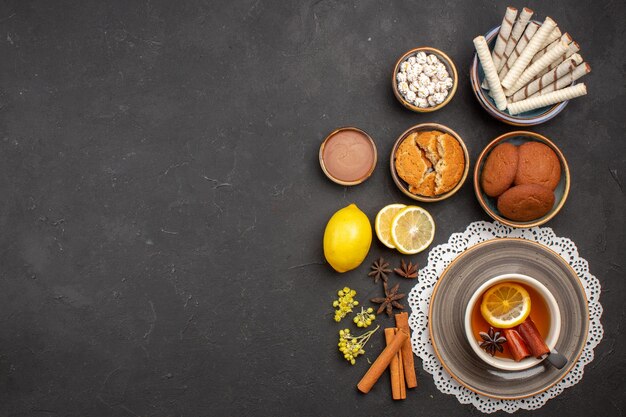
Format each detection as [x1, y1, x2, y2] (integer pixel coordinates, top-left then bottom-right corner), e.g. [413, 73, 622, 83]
[464, 273, 561, 371]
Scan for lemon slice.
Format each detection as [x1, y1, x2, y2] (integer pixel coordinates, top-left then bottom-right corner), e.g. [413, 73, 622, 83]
[375, 204, 406, 248]
[480, 283, 531, 329]
[390, 206, 435, 254]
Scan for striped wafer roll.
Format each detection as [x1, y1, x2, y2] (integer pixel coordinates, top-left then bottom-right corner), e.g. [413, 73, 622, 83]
[540, 27, 562, 49]
[482, 7, 526, 88]
[534, 42, 581, 79]
[531, 33, 572, 64]
[502, 8, 534, 64]
[505, 41, 569, 96]
[511, 59, 577, 102]
[474, 36, 508, 110]
[508, 83, 587, 115]
[501, 17, 557, 89]
[529, 63, 591, 98]
[498, 22, 540, 81]
[492, 7, 518, 70]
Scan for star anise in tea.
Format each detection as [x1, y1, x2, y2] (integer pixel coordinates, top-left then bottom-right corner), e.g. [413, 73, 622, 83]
[394, 259, 418, 279]
[368, 257, 392, 283]
[479, 327, 507, 356]
[370, 282, 405, 317]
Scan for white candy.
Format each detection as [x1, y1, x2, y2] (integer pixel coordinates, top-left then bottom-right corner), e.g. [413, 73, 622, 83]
[406, 71, 418, 83]
[423, 64, 436, 77]
[443, 77, 453, 89]
[396, 72, 407, 83]
[417, 86, 429, 98]
[399, 62, 410, 73]
[440, 88, 449, 98]
[405, 90, 417, 102]
[407, 56, 417, 65]
[426, 54, 440, 65]
[435, 62, 446, 72]
[409, 82, 419, 92]
[427, 95, 438, 106]
[415, 51, 427, 64]
[415, 97, 429, 108]
[418, 73, 430, 85]
[427, 82, 436, 96]
[436, 69, 449, 81]
[433, 92, 446, 104]
[398, 81, 409, 94]
[413, 63, 423, 75]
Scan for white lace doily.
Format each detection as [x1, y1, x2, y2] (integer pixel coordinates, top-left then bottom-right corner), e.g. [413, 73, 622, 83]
[407, 221, 604, 413]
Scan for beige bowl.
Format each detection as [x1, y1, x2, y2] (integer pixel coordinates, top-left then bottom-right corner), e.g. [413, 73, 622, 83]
[392, 47, 458, 113]
[390, 123, 469, 202]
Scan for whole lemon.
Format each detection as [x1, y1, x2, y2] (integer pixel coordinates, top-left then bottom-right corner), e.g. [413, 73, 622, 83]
[323, 204, 372, 273]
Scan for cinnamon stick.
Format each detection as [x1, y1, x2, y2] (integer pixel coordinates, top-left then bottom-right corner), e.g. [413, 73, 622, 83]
[517, 317, 550, 358]
[357, 329, 408, 394]
[395, 312, 418, 388]
[502, 328, 531, 362]
[384, 328, 406, 400]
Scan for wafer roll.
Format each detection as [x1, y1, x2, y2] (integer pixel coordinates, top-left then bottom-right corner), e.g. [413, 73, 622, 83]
[508, 83, 587, 115]
[474, 36, 508, 110]
[501, 17, 557, 89]
[534, 42, 581, 79]
[502, 7, 534, 66]
[531, 33, 572, 64]
[481, 7, 520, 88]
[511, 59, 576, 102]
[540, 27, 562, 49]
[498, 22, 540, 81]
[529, 63, 590, 98]
[505, 41, 569, 96]
[492, 7, 518, 70]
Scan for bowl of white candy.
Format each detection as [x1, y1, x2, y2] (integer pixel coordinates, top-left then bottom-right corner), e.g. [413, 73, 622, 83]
[392, 47, 458, 113]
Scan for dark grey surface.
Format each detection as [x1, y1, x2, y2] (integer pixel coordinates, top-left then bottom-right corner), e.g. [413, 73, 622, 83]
[0, 1, 624, 416]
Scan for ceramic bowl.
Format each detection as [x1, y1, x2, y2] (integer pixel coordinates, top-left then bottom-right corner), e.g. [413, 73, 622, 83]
[392, 47, 458, 113]
[469, 25, 570, 126]
[390, 123, 469, 202]
[319, 127, 377, 186]
[464, 273, 561, 371]
[473, 131, 570, 228]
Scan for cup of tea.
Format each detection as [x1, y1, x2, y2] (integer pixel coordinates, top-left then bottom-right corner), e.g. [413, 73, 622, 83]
[464, 273, 561, 371]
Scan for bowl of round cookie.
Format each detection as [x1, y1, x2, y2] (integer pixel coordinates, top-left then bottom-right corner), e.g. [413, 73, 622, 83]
[392, 47, 458, 112]
[474, 131, 570, 228]
[390, 123, 470, 202]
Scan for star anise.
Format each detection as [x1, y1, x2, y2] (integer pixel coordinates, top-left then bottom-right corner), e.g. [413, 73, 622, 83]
[479, 327, 507, 356]
[394, 259, 418, 279]
[370, 282, 405, 317]
[368, 257, 392, 283]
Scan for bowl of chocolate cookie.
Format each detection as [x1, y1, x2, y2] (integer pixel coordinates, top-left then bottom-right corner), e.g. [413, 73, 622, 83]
[474, 131, 570, 228]
[390, 123, 470, 202]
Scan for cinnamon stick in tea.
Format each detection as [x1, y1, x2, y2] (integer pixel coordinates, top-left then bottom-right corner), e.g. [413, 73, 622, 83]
[384, 328, 406, 400]
[395, 312, 418, 388]
[517, 317, 550, 358]
[357, 329, 408, 394]
[503, 328, 531, 362]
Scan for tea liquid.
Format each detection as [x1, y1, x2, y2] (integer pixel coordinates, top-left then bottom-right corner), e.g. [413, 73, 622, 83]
[470, 283, 551, 359]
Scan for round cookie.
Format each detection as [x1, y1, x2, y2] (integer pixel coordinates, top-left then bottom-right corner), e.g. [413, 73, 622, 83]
[481, 142, 519, 197]
[497, 184, 555, 222]
[514, 141, 561, 191]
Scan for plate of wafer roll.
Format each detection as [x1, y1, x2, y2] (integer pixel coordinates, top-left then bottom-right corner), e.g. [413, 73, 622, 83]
[470, 7, 591, 126]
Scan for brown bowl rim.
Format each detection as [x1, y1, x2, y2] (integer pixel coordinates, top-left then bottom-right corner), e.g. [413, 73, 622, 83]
[319, 126, 377, 186]
[473, 131, 571, 228]
[390, 123, 470, 202]
[392, 47, 459, 113]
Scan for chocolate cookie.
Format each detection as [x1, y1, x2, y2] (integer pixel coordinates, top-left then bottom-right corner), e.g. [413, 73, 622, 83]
[514, 141, 561, 191]
[497, 184, 555, 222]
[481, 142, 519, 197]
